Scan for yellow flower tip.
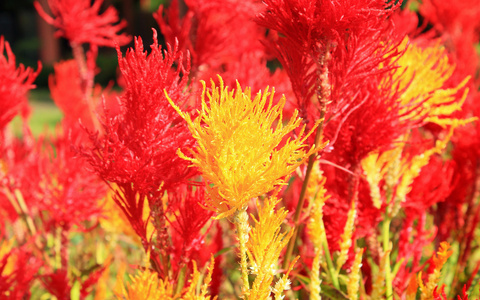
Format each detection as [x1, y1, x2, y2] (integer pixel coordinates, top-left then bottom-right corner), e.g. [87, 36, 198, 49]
[119, 267, 174, 300]
[392, 37, 470, 127]
[433, 241, 453, 271]
[347, 247, 364, 300]
[337, 200, 357, 270]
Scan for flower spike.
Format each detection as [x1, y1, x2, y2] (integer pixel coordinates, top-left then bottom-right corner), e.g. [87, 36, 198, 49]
[167, 75, 322, 219]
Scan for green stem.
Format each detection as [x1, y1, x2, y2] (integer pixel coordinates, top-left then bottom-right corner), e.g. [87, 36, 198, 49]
[322, 231, 340, 290]
[283, 114, 325, 270]
[175, 265, 187, 297]
[382, 217, 393, 299]
[283, 43, 331, 270]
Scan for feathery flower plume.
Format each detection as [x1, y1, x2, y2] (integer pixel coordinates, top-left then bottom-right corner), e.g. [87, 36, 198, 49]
[84, 30, 196, 194]
[361, 36, 472, 213]
[347, 248, 365, 300]
[34, 0, 130, 47]
[168, 75, 317, 295]
[306, 162, 329, 299]
[391, 37, 471, 127]
[155, 0, 268, 88]
[167, 76, 319, 219]
[118, 256, 215, 300]
[418, 242, 453, 300]
[307, 162, 329, 250]
[82, 31, 197, 277]
[0, 36, 40, 132]
[257, 0, 402, 126]
[119, 267, 175, 300]
[247, 196, 294, 299]
[182, 257, 216, 300]
[337, 200, 357, 270]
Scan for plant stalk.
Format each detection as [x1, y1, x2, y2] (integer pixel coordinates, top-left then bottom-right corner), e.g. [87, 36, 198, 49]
[234, 208, 251, 296]
[283, 107, 325, 270]
[283, 43, 331, 270]
[382, 217, 393, 299]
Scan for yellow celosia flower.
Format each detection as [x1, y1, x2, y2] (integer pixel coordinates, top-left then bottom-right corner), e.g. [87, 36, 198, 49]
[307, 161, 329, 249]
[309, 251, 322, 300]
[247, 196, 294, 299]
[361, 144, 403, 209]
[363, 37, 474, 211]
[272, 257, 297, 300]
[347, 248, 364, 300]
[337, 200, 356, 270]
[118, 267, 175, 300]
[420, 242, 453, 300]
[415, 242, 453, 300]
[118, 257, 215, 300]
[167, 76, 318, 219]
[392, 37, 470, 127]
[306, 162, 328, 300]
[182, 257, 216, 300]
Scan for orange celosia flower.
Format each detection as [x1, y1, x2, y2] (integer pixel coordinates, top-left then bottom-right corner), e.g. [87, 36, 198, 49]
[418, 241, 453, 300]
[432, 241, 453, 272]
[167, 76, 319, 219]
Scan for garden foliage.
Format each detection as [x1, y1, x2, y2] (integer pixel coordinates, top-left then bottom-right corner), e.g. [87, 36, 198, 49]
[1, 0, 480, 299]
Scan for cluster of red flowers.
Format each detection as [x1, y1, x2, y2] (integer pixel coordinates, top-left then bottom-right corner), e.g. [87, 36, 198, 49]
[1, 0, 480, 299]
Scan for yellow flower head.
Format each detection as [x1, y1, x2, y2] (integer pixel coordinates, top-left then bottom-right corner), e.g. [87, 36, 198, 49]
[167, 76, 318, 219]
[247, 196, 294, 299]
[118, 268, 174, 300]
[392, 37, 470, 126]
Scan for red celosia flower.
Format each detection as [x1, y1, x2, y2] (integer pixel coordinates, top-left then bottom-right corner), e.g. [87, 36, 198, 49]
[1, 124, 105, 231]
[168, 185, 214, 261]
[34, 0, 130, 47]
[256, 0, 402, 126]
[394, 213, 436, 295]
[49, 59, 121, 132]
[81, 31, 198, 273]
[154, 0, 268, 85]
[165, 184, 216, 277]
[405, 155, 455, 217]
[0, 36, 40, 132]
[49, 60, 94, 130]
[433, 286, 447, 300]
[41, 269, 71, 300]
[0, 247, 42, 299]
[82, 30, 197, 194]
